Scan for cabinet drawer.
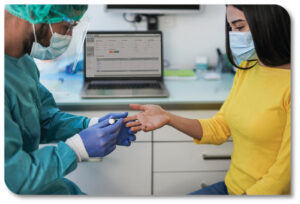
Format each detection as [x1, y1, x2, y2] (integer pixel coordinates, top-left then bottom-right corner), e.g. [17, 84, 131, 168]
[153, 171, 227, 195]
[68, 110, 152, 142]
[66, 143, 151, 195]
[154, 142, 233, 172]
[153, 110, 218, 141]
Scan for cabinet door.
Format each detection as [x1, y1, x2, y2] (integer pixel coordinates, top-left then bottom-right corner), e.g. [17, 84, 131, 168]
[154, 142, 233, 172]
[153, 110, 218, 141]
[153, 171, 227, 195]
[66, 143, 152, 195]
[67, 110, 152, 142]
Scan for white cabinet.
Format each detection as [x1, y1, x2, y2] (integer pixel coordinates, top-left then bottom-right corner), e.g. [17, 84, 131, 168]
[153, 142, 232, 172]
[152, 142, 232, 195]
[66, 142, 152, 195]
[152, 110, 233, 195]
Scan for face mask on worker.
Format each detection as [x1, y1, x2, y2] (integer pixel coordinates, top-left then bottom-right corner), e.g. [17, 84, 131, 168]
[30, 23, 72, 60]
[229, 31, 257, 65]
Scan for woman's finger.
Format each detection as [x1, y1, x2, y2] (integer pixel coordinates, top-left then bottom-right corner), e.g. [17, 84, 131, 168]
[130, 126, 143, 132]
[124, 115, 138, 123]
[129, 104, 147, 111]
[128, 128, 137, 134]
[126, 121, 141, 127]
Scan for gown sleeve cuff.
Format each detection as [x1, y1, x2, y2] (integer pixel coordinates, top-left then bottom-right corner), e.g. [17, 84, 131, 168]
[88, 117, 99, 127]
[65, 134, 89, 162]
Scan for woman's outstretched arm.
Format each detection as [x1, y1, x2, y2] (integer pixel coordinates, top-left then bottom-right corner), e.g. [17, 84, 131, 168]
[124, 104, 203, 140]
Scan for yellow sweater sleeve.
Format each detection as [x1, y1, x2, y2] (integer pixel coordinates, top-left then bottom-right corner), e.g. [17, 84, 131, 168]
[194, 71, 240, 145]
[246, 97, 291, 195]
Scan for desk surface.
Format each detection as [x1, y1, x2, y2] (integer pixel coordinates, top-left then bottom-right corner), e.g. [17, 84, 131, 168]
[40, 71, 234, 110]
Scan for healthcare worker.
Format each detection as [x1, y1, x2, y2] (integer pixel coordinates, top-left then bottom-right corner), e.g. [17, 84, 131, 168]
[125, 5, 290, 195]
[5, 5, 136, 195]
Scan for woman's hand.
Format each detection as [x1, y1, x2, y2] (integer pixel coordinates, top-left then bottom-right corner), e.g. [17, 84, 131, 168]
[124, 104, 204, 140]
[124, 104, 170, 132]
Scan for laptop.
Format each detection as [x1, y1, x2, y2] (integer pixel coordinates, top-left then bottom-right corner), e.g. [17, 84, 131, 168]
[80, 31, 169, 98]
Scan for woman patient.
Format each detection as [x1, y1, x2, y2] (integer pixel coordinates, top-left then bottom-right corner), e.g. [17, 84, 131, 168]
[124, 5, 290, 195]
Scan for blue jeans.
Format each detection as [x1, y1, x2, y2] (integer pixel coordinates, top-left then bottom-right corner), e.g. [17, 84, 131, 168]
[189, 181, 228, 195]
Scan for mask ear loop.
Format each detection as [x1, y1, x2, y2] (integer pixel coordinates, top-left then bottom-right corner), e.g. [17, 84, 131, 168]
[49, 24, 54, 35]
[32, 24, 37, 42]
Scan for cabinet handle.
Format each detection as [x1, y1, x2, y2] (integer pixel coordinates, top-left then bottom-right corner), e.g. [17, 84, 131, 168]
[202, 154, 231, 160]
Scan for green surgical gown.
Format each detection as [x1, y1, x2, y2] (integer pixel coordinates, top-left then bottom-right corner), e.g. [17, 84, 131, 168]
[5, 54, 91, 194]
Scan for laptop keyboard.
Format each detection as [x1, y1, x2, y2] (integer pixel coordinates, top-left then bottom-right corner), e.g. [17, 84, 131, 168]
[88, 82, 162, 90]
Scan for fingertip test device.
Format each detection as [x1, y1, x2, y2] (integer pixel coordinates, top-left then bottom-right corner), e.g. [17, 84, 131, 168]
[109, 118, 119, 125]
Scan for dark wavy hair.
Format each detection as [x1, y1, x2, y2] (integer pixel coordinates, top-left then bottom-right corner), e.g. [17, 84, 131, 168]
[225, 5, 291, 69]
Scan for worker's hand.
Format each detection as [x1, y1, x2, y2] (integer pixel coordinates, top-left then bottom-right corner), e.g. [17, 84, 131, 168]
[79, 118, 123, 157]
[124, 104, 170, 132]
[97, 112, 136, 146]
[117, 123, 137, 146]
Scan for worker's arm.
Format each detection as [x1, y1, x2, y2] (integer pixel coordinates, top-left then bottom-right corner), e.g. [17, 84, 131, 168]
[5, 103, 77, 194]
[38, 83, 93, 143]
[246, 99, 291, 195]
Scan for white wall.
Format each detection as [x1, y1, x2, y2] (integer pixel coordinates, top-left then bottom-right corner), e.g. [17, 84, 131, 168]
[85, 5, 226, 69]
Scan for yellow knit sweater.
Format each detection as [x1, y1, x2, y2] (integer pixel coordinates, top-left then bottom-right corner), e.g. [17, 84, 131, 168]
[194, 61, 290, 195]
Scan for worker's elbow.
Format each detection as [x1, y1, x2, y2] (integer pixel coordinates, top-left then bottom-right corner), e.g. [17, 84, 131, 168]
[4, 179, 23, 195]
[4, 178, 35, 195]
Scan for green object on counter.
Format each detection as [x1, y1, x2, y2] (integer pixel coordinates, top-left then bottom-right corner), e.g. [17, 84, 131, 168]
[164, 69, 195, 77]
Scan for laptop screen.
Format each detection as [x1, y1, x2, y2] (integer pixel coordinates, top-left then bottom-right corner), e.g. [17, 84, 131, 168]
[85, 32, 162, 78]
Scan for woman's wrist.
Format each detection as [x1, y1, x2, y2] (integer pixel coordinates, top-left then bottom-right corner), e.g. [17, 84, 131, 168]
[165, 111, 174, 126]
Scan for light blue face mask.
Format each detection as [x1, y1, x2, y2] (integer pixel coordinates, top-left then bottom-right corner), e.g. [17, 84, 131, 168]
[229, 31, 257, 66]
[30, 24, 72, 60]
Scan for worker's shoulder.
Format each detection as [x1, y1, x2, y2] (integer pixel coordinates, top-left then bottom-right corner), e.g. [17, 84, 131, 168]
[5, 54, 40, 84]
[5, 55, 41, 104]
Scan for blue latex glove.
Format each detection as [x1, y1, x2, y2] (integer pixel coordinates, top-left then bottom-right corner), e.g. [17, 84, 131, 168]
[117, 123, 137, 146]
[79, 118, 123, 157]
[98, 112, 136, 146]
